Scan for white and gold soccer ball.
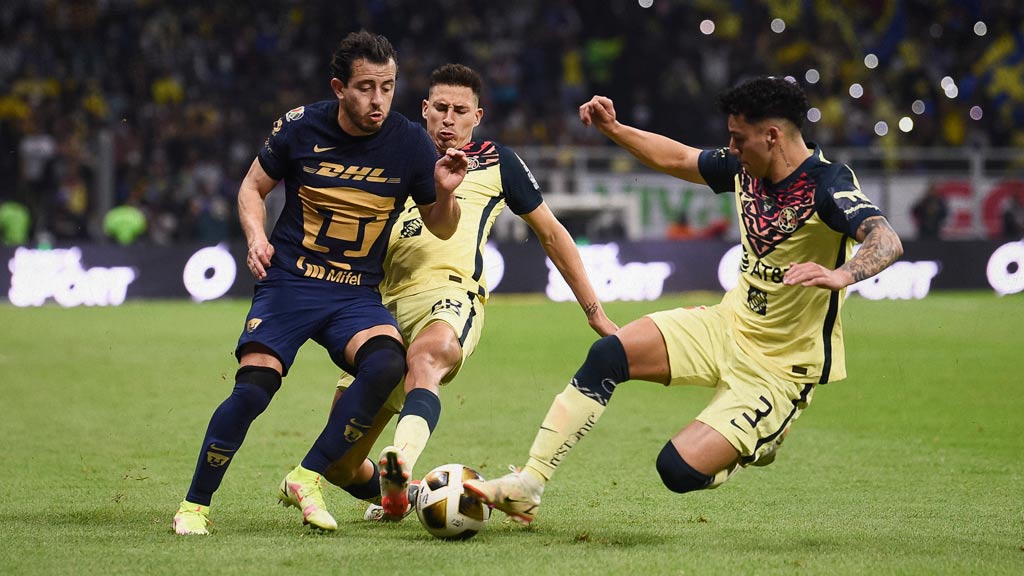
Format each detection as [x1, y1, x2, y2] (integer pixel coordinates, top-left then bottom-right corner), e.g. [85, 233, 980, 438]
[415, 463, 491, 540]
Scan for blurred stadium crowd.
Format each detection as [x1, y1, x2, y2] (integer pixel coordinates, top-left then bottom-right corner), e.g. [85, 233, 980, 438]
[1, 0, 1022, 246]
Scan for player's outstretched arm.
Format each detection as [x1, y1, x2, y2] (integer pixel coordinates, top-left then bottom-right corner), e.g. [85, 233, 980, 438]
[419, 148, 466, 240]
[238, 158, 279, 280]
[521, 202, 618, 336]
[579, 95, 705, 184]
[784, 216, 904, 291]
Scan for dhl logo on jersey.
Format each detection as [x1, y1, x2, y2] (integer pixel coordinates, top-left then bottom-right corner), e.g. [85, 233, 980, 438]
[303, 162, 402, 183]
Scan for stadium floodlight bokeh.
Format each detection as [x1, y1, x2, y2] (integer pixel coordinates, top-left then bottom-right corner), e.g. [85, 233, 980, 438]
[0, 0, 1022, 248]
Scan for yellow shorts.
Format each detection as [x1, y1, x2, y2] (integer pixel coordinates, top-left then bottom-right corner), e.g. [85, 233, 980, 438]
[336, 285, 486, 414]
[647, 304, 815, 465]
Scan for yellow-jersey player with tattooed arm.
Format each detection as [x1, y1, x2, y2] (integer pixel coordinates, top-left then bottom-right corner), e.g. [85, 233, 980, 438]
[465, 76, 903, 525]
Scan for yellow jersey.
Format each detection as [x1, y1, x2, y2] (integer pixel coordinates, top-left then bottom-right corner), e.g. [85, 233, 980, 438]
[698, 145, 883, 384]
[380, 141, 543, 304]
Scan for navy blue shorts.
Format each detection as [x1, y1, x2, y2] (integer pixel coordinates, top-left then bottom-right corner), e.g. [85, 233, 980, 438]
[235, 267, 399, 376]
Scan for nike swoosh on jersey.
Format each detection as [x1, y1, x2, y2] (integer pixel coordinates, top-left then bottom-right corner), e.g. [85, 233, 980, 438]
[313, 144, 336, 153]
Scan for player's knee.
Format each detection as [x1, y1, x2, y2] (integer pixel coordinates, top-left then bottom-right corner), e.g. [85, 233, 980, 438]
[588, 335, 630, 381]
[570, 336, 630, 404]
[354, 335, 407, 386]
[232, 366, 281, 416]
[656, 442, 712, 494]
[408, 336, 461, 374]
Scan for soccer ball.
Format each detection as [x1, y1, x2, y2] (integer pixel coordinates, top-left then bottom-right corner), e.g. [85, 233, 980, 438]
[415, 463, 491, 540]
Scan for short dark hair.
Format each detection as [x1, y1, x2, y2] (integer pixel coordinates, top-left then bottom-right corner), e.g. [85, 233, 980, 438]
[717, 76, 809, 130]
[330, 30, 397, 85]
[429, 63, 482, 98]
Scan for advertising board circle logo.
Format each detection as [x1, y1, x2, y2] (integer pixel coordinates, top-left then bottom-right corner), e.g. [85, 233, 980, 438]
[183, 244, 237, 302]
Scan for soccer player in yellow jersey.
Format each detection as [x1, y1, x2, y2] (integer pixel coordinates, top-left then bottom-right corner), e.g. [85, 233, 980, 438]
[465, 76, 904, 525]
[319, 64, 618, 519]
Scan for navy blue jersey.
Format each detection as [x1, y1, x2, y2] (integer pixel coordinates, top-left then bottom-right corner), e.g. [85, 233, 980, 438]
[257, 101, 438, 287]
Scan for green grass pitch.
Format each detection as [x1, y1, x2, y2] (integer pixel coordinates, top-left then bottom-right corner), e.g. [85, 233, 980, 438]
[1, 292, 1021, 575]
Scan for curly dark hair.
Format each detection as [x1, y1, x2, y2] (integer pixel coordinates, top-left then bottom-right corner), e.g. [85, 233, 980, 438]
[717, 76, 809, 129]
[430, 63, 482, 98]
[330, 30, 397, 85]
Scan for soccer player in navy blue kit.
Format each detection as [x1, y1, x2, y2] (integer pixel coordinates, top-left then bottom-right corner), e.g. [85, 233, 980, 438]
[173, 31, 466, 535]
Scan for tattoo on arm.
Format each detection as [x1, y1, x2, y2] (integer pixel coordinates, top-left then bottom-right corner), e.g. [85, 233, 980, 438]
[842, 217, 904, 283]
[584, 302, 599, 318]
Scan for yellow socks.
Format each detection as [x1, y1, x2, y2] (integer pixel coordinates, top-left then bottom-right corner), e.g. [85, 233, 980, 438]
[393, 414, 431, 472]
[524, 384, 606, 483]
